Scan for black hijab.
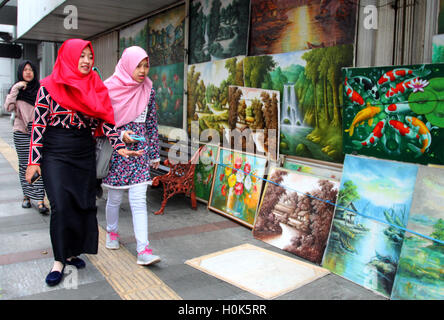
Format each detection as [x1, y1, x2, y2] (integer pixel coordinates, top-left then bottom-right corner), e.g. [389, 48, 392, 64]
[10, 60, 40, 106]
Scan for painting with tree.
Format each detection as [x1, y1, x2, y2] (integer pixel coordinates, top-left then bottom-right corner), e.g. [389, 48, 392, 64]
[187, 56, 245, 140]
[194, 143, 219, 203]
[342, 64, 444, 165]
[188, 0, 250, 64]
[253, 167, 339, 264]
[249, 0, 357, 56]
[390, 165, 444, 300]
[147, 5, 185, 67]
[228, 86, 280, 160]
[322, 155, 418, 298]
[243, 44, 354, 163]
[119, 19, 148, 55]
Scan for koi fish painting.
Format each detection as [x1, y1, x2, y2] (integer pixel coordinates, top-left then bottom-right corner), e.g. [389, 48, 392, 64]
[342, 64, 444, 165]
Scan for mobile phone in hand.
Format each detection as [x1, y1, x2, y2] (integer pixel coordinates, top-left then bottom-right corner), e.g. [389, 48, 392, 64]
[31, 172, 41, 184]
[129, 134, 146, 142]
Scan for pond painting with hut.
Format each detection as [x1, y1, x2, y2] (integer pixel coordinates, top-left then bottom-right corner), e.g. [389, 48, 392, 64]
[322, 155, 418, 298]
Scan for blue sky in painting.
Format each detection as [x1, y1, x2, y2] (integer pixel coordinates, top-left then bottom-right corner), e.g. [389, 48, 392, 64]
[341, 155, 418, 221]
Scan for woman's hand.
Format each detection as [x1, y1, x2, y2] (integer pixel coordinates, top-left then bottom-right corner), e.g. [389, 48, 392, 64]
[150, 161, 160, 170]
[17, 81, 28, 90]
[25, 165, 41, 184]
[122, 130, 136, 144]
[117, 148, 144, 158]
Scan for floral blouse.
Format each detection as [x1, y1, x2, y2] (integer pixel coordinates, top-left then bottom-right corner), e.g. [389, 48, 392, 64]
[102, 88, 160, 189]
[28, 86, 125, 165]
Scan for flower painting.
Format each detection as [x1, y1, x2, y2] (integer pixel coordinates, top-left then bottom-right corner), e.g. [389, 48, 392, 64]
[194, 144, 219, 203]
[209, 148, 268, 227]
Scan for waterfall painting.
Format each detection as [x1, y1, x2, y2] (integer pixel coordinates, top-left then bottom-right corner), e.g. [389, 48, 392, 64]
[390, 165, 444, 300]
[188, 0, 250, 64]
[243, 44, 354, 163]
[249, 0, 357, 56]
[227, 86, 280, 160]
[253, 167, 339, 264]
[322, 155, 418, 298]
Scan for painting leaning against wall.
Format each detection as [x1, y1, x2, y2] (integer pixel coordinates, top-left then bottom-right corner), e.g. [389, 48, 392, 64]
[149, 62, 184, 129]
[322, 155, 418, 298]
[342, 63, 444, 165]
[243, 44, 354, 163]
[390, 165, 444, 300]
[208, 147, 267, 228]
[253, 167, 339, 264]
[188, 0, 250, 64]
[119, 19, 148, 55]
[187, 56, 245, 140]
[194, 143, 219, 203]
[147, 4, 185, 67]
[228, 86, 280, 160]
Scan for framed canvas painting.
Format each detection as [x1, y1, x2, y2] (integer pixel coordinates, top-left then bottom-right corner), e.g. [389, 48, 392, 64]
[119, 19, 148, 55]
[342, 63, 444, 165]
[322, 155, 418, 298]
[147, 4, 185, 67]
[390, 165, 444, 300]
[249, 0, 358, 56]
[194, 143, 219, 203]
[208, 147, 267, 228]
[253, 167, 339, 264]
[149, 62, 184, 129]
[188, 0, 250, 64]
[227, 86, 280, 160]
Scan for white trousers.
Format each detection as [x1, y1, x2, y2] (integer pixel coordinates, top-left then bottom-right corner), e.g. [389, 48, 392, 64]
[106, 184, 149, 253]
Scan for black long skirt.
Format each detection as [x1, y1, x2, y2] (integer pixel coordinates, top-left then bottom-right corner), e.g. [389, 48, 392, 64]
[41, 126, 98, 263]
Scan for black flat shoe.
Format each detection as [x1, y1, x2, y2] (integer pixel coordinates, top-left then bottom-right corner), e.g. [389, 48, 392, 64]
[45, 266, 65, 286]
[66, 257, 85, 269]
[22, 198, 31, 208]
[37, 202, 49, 214]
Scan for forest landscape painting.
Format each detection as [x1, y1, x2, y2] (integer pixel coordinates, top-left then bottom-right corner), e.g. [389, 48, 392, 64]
[322, 155, 418, 298]
[253, 167, 339, 264]
[188, 0, 250, 64]
[243, 44, 354, 163]
[390, 166, 444, 300]
[119, 19, 148, 54]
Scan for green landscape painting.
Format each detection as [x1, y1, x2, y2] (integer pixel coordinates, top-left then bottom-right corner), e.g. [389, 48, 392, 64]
[322, 155, 418, 298]
[342, 64, 444, 165]
[147, 5, 185, 67]
[149, 62, 184, 129]
[194, 144, 219, 203]
[188, 0, 250, 64]
[391, 165, 444, 300]
[243, 44, 354, 163]
[119, 19, 148, 55]
[187, 56, 245, 138]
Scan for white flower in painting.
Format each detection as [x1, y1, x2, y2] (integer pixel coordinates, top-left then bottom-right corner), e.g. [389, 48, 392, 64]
[236, 170, 245, 183]
[408, 78, 429, 93]
[244, 175, 252, 191]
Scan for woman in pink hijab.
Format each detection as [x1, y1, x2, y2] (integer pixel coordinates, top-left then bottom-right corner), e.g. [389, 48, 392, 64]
[102, 46, 161, 266]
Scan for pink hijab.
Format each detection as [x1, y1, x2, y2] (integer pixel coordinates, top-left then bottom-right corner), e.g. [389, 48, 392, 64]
[104, 46, 152, 128]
